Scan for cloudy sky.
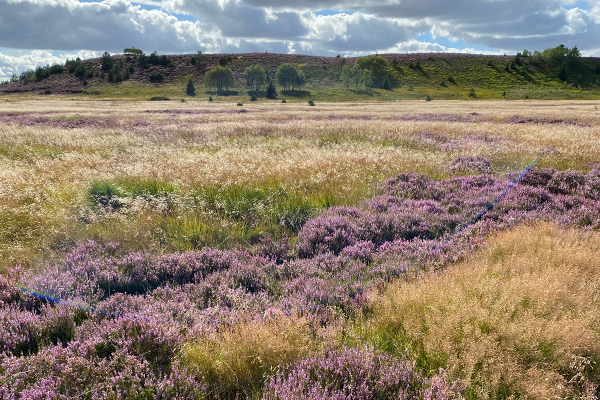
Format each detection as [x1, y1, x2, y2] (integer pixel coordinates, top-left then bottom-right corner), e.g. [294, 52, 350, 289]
[1, 0, 599, 80]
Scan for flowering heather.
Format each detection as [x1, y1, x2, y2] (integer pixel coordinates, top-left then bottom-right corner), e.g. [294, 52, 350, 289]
[2, 100, 600, 398]
[262, 347, 464, 400]
[446, 156, 493, 175]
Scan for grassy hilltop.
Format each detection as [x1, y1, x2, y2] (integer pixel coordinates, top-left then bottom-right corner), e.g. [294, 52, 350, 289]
[2, 47, 600, 101]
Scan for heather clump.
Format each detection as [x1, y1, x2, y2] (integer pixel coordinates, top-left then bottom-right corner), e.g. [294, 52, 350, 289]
[262, 347, 464, 400]
[0, 319, 206, 399]
[446, 155, 493, 175]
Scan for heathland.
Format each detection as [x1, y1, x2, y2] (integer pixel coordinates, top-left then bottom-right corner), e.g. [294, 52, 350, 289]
[1, 98, 600, 398]
[2, 47, 600, 101]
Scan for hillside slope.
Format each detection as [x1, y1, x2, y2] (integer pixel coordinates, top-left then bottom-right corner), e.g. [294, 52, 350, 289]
[2, 52, 600, 100]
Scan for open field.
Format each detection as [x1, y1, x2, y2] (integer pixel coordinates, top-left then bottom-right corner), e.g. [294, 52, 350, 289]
[1, 99, 600, 398]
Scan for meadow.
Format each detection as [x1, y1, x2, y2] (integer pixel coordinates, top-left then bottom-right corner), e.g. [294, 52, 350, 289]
[1, 97, 600, 399]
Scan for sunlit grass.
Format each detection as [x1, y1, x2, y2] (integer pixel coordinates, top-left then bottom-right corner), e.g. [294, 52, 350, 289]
[346, 223, 600, 399]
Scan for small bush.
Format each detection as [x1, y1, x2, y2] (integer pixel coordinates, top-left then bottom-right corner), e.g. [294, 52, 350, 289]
[237, 102, 243, 106]
[308, 100, 315, 106]
[180, 98, 186, 102]
[186, 78, 195, 96]
[148, 96, 170, 101]
[408, 85, 414, 91]
[468, 88, 477, 98]
[281, 99, 287, 103]
[44, 88, 52, 95]
[149, 72, 164, 83]
[266, 81, 277, 99]
[208, 96, 213, 102]
[88, 182, 123, 209]
[250, 95, 257, 102]
[425, 94, 432, 101]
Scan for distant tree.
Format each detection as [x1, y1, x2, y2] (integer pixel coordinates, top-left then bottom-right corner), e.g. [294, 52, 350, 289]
[294, 70, 307, 90]
[243, 64, 267, 91]
[205, 66, 235, 92]
[340, 65, 352, 88]
[101, 52, 113, 72]
[266, 80, 277, 99]
[355, 54, 395, 88]
[124, 47, 143, 57]
[362, 69, 373, 90]
[559, 65, 568, 81]
[350, 65, 363, 89]
[191, 51, 204, 67]
[515, 52, 522, 66]
[276, 63, 305, 91]
[219, 57, 229, 67]
[186, 78, 196, 96]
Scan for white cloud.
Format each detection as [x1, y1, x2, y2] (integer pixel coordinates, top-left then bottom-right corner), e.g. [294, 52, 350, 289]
[0, 49, 99, 80]
[0, 0, 600, 80]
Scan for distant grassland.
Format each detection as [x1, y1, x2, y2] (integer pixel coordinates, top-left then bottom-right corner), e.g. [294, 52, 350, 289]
[1, 99, 600, 271]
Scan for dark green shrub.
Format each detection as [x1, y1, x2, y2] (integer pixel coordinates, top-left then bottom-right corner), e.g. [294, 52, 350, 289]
[186, 78, 196, 96]
[468, 88, 477, 98]
[44, 88, 52, 95]
[237, 102, 243, 106]
[426, 94, 432, 101]
[266, 81, 277, 99]
[250, 95, 257, 102]
[209, 96, 213, 102]
[308, 99, 315, 106]
[101, 52, 113, 71]
[149, 96, 170, 101]
[88, 182, 123, 209]
[149, 72, 164, 83]
[559, 66, 568, 81]
[281, 99, 286, 103]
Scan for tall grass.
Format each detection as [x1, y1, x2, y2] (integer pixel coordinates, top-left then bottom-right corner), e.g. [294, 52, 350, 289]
[348, 223, 600, 399]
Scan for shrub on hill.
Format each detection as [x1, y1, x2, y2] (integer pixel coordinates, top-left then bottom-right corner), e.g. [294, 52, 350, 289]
[355, 54, 398, 89]
[101, 52, 113, 72]
[149, 72, 164, 83]
[186, 78, 196, 96]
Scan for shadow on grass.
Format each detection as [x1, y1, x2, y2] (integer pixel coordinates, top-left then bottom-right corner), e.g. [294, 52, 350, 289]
[347, 89, 376, 97]
[280, 90, 311, 98]
[205, 90, 239, 96]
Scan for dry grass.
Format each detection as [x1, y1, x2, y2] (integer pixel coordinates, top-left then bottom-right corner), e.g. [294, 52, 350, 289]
[180, 317, 324, 399]
[1, 99, 600, 270]
[354, 223, 600, 399]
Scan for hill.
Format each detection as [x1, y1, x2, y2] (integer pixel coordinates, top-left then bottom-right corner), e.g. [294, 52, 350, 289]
[2, 51, 600, 100]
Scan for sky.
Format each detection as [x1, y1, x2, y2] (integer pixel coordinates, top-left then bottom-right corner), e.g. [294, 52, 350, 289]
[1, 0, 600, 80]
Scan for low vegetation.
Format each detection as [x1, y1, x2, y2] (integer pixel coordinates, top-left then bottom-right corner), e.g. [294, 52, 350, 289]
[1, 99, 600, 398]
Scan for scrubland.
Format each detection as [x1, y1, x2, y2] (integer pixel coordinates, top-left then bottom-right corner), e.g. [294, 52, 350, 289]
[1, 98, 600, 399]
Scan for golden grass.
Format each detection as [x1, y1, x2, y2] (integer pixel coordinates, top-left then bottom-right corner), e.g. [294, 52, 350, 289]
[180, 317, 323, 399]
[1, 99, 600, 270]
[354, 223, 600, 399]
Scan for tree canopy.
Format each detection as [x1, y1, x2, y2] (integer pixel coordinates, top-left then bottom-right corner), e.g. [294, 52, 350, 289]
[205, 66, 235, 92]
[276, 63, 306, 91]
[243, 64, 267, 91]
